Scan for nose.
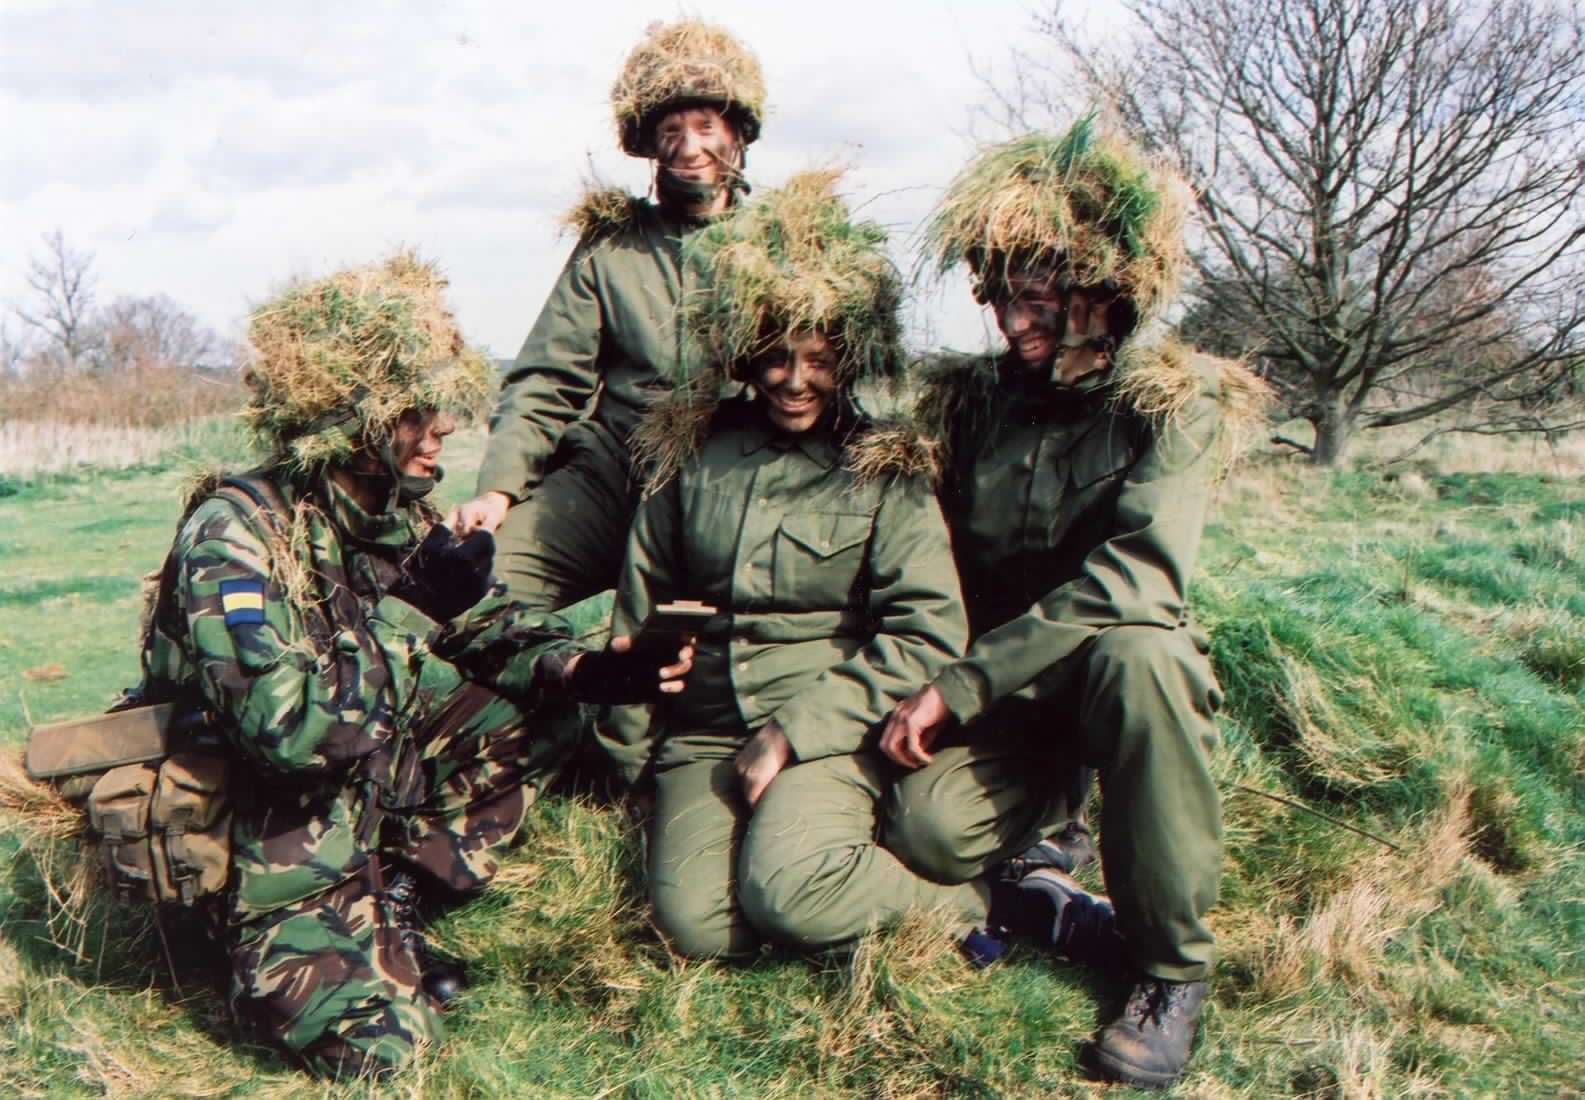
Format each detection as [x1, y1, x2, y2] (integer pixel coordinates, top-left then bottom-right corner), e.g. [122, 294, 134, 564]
[1002, 299, 1034, 336]
[783, 360, 812, 394]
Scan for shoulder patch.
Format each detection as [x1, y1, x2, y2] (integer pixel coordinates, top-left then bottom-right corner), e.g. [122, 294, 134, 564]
[219, 578, 267, 627]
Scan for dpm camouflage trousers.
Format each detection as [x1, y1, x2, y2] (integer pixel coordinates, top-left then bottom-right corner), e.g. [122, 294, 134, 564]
[225, 682, 573, 1078]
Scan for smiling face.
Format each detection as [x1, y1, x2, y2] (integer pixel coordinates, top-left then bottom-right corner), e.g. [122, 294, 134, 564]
[653, 105, 740, 188]
[390, 408, 456, 477]
[750, 330, 839, 434]
[991, 268, 1121, 369]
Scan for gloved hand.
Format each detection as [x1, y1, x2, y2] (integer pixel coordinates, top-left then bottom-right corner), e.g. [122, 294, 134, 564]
[389, 524, 495, 623]
[544, 635, 693, 704]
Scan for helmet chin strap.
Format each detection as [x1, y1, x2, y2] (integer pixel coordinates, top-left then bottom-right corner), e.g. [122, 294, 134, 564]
[344, 438, 442, 513]
[655, 143, 750, 209]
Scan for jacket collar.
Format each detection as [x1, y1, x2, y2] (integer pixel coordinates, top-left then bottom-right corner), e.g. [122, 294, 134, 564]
[738, 402, 846, 469]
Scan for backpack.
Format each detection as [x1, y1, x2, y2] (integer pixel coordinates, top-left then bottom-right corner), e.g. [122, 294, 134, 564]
[23, 475, 290, 908]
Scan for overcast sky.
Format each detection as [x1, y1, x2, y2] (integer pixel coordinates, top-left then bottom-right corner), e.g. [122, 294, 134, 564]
[0, 0, 1084, 359]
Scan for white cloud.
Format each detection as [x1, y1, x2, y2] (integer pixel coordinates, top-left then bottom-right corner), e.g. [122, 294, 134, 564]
[2, 0, 1059, 356]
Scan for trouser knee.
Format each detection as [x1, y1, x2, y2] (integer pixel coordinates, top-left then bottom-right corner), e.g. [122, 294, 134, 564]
[883, 800, 984, 884]
[650, 883, 753, 958]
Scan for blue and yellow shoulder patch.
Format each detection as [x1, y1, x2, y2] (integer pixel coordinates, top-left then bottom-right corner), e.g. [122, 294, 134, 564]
[219, 578, 266, 627]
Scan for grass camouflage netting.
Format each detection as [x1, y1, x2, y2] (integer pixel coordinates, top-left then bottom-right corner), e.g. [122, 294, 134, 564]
[924, 115, 1189, 318]
[560, 184, 645, 241]
[241, 250, 492, 473]
[683, 167, 903, 385]
[611, 19, 766, 155]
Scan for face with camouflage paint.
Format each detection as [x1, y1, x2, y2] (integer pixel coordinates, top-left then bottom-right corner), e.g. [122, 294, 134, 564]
[390, 409, 456, 478]
[653, 106, 740, 190]
[751, 330, 838, 434]
[992, 266, 1122, 371]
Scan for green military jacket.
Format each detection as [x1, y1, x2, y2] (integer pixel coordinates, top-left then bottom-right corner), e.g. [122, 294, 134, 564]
[602, 395, 968, 785]
[919, 338, 1225, 726]
[475, 197, 713, 501]
[139, 471, 573, 918]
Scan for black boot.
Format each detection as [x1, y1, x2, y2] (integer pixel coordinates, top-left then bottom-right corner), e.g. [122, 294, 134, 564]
[385, 870, 469, 1007]
[1088, 977, 1208, 1089]
[988, 868, 1127, 971]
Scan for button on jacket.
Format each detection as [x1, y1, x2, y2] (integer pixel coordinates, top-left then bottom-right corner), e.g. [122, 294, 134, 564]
[601, 397, 968, 784]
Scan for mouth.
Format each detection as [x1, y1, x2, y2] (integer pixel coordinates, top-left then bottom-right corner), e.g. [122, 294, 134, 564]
[1015, 334, 1053, 360]
[770, 393, 819, 418]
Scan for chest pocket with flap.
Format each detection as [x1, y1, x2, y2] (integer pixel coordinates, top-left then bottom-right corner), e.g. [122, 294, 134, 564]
[772, 512, 874, 607]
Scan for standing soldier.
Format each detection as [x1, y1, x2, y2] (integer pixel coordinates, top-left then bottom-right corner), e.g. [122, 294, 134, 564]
[138, 252, 689, 1077]
[878, 120, 1269, 1089]
[449, 18, 768, 618]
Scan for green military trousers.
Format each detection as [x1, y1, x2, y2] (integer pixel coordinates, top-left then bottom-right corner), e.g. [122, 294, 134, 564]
[226, 683, 575, 1077]
[491, 427, 639, 613]
[884, 623, 1224, 982]
[649, 747, 989, 959]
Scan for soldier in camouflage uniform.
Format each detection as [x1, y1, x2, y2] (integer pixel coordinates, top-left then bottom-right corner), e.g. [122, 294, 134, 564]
[138, 252, 690, 1077]
[603, 172, 977, 958]
[450, 19, 768, 616]
[878, 122, 1270, 1088]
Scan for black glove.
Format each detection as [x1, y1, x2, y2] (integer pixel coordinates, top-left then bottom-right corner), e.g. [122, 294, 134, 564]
[389, 524, 495, 623]
[556, 644, 679, 705]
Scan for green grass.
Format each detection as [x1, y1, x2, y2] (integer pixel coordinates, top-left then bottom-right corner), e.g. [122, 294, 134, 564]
[2, 438, 1583, 1096]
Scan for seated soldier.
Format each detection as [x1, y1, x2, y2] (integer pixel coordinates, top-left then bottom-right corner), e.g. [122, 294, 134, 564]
[601, 171, 991, 957]
[879, 120, 1269, 1089]
[137, 252, 690, 1077]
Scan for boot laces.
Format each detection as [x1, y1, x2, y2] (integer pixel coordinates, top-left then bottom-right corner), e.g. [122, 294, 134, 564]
[1124, 979, 1187, 1029]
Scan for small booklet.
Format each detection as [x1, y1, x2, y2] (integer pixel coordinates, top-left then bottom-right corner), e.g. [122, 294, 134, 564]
[633, 600, 719, 656]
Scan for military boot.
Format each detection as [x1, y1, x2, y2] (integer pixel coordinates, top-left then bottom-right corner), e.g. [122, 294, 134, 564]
[385, 870, 469, 1007]
[1089, 977, 1208, 1089]
[985, 867, 1126, 970]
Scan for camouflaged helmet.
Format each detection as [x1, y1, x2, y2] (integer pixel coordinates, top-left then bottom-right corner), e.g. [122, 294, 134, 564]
[611, 19, 766, 157]
[241, 250, 492, 472]
[924, 116, 1189, 320]
[684, 167, 903, 384]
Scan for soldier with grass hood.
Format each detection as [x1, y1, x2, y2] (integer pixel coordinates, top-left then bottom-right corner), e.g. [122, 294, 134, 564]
[602, 170, 979, 958]
[877, 120, 1270, 1089]
[137, 252, 690, 1077]
[450, 19, 766, 616]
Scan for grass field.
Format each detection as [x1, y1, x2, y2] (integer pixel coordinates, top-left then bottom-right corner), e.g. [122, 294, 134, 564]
[1, 426, 1582, 1097]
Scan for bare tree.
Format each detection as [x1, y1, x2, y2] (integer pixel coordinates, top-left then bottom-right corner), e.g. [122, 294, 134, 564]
[97, 294, 219, 372]
[989, 0, 1585, 465]
[15, 230, 99, 371]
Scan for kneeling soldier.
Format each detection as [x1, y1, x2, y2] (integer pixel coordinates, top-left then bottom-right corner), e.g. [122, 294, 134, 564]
[135, 252, 689, 1076]
[879, 120, 1269, 1089]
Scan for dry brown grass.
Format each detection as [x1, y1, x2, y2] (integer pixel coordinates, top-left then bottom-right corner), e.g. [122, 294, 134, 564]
[0, 364, 243, 431]
[842, 421, 941, 487]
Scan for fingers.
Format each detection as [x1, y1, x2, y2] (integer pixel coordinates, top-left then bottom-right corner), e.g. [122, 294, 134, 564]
[443, 506, 463, 531]
[609, 634, 633, 654]
[879, 704, 933, 769]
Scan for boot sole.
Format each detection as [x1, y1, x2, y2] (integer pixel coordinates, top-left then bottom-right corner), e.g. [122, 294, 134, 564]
[1085, 1041, 1181, 1090]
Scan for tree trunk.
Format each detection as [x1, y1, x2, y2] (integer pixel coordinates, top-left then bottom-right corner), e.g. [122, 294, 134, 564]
[1310, 404, 1354, 467]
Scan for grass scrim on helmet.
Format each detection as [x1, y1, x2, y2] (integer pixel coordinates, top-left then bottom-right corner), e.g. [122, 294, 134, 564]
[242, 250, 492, 472]
[611, 19, 766, 157]
[683, 167, 903, 385]
[924, 115, 1189, 319]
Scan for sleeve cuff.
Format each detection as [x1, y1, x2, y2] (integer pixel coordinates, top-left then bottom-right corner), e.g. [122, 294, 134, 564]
[932, 662, 990, 726]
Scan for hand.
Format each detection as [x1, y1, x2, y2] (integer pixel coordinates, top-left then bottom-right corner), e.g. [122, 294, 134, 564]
[878, 685, 951, 769]
[446, 491, 512, 537]
[389, 524, 495, 622]
[736, 721, 792, 807]
[561, 634, 694, 704]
